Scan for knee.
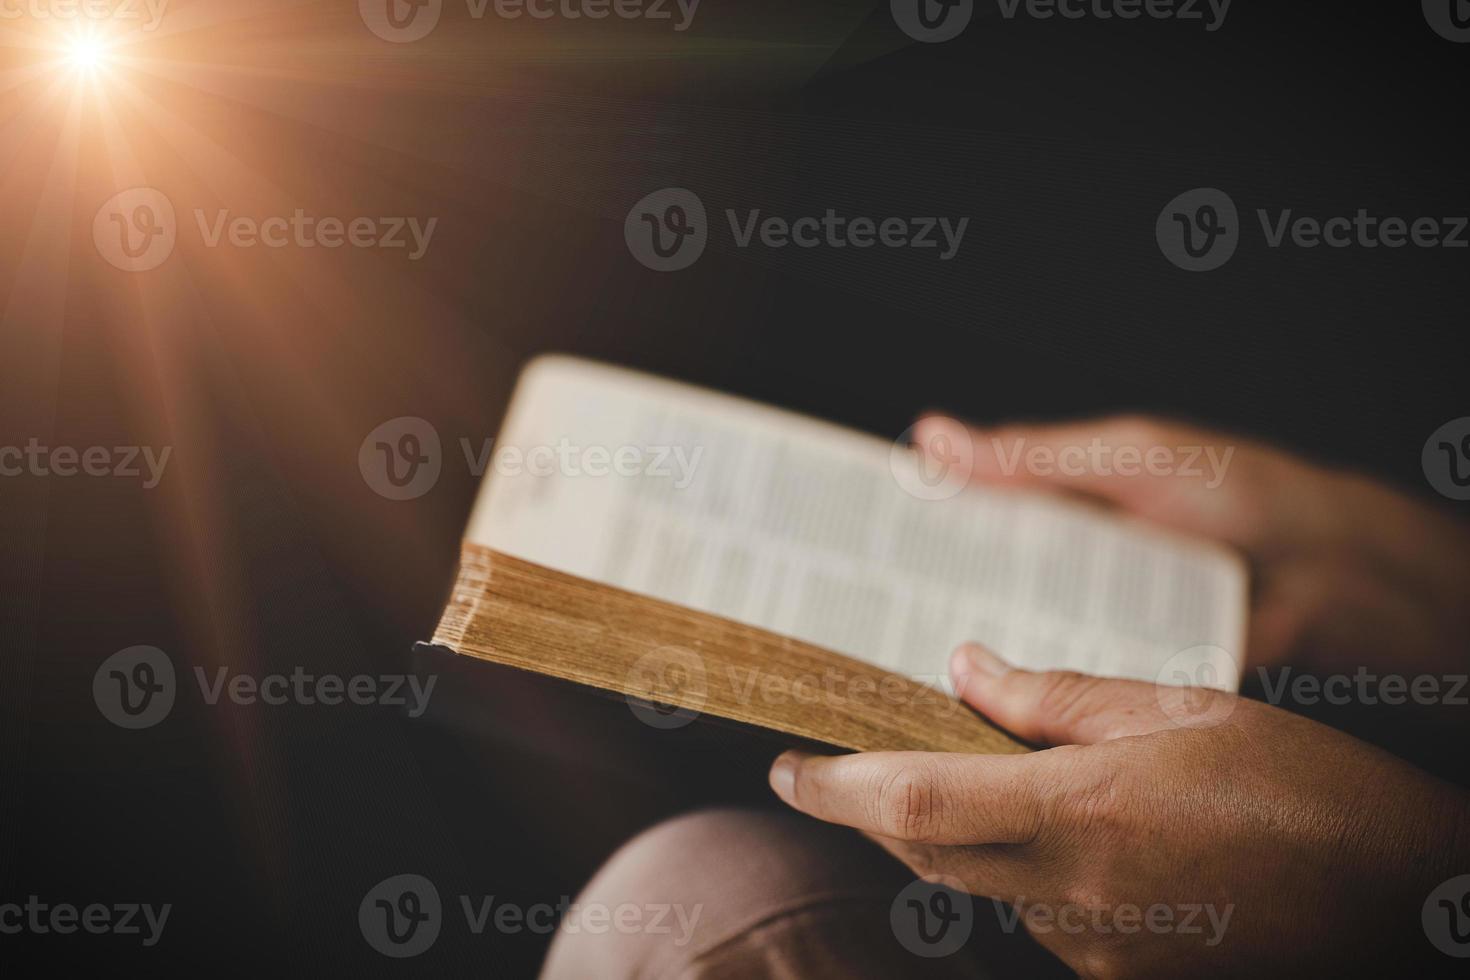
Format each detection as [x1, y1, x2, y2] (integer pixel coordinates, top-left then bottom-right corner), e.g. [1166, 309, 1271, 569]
[540, 807, 900, 979]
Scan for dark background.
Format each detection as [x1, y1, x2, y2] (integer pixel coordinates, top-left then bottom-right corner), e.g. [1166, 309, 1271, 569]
[2, 1, 1466, 974]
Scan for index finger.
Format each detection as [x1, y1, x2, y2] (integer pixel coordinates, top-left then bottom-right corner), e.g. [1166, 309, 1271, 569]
[912, 414, 1261, 548]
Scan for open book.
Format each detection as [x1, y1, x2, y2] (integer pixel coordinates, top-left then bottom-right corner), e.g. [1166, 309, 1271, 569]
[427, 357, 1247, 755]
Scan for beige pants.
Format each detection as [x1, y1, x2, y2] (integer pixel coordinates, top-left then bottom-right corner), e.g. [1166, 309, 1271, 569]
[541, 808, 1002, 979]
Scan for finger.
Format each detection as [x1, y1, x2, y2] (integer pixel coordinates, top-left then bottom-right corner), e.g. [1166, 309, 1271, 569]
[768, 749, 1045, 845]
[914, 413, 1188, 502]
[911, 414, 1257, 547]
[948, 643, 1235, 745]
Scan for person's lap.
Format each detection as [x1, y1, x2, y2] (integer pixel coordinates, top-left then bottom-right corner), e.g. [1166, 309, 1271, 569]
[541, 807, 1033, 979]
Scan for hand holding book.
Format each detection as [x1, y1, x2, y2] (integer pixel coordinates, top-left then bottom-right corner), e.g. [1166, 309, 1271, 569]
[768, 641, 1470, 977]
[761, 413, 1470, 976]
[919, 414, 1470, 679]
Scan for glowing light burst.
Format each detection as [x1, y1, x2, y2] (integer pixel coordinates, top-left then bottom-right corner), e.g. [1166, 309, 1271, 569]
[65, 32, 112, 74]
[1, 0, 498, 892]
[2, 0, 696, 892]
[15, 22, 128, 87]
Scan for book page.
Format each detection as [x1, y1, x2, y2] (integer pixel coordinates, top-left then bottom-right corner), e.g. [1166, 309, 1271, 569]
[465, 357, 1246, 692]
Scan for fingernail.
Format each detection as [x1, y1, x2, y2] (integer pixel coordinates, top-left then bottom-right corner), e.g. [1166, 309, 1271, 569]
[957, 643, 1011, 678]
[769, 753, 799, 802]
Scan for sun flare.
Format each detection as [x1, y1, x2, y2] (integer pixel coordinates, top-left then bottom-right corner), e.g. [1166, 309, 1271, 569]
[63, 31, 113, 75]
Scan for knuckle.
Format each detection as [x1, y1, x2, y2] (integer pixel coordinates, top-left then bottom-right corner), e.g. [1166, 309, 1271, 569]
[1000, 758, 1050, 847]
[1065, 765, 1124, 835]
[873, 765, 942, 841]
